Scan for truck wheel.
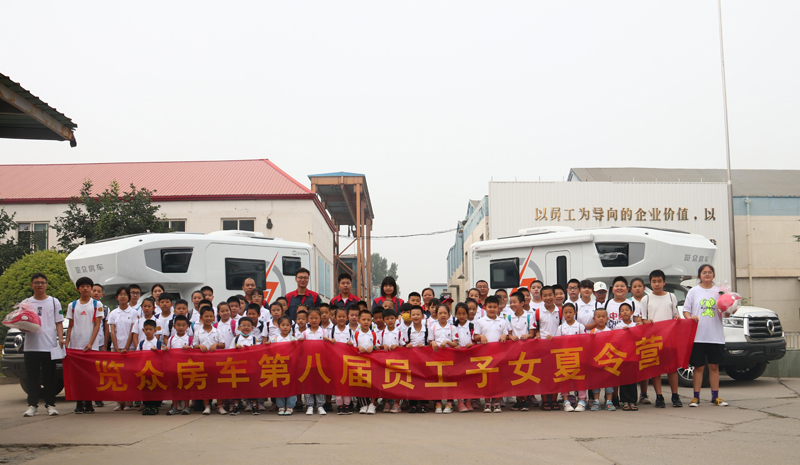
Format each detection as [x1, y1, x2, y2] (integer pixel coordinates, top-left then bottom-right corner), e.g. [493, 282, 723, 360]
[725, 362, 768, 381]
[19, 378, 64, 396]
[677, 365, 710, 388]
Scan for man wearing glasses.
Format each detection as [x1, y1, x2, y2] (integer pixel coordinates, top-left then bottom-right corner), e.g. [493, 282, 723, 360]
[22, 273, 64, 417]
[285, 268, 321, 321]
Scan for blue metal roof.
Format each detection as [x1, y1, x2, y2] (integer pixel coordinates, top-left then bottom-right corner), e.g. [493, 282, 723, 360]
[308, 172, 365, 178]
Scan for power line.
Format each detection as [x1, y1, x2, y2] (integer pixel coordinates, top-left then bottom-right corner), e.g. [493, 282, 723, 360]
[337, 227, 457, 240]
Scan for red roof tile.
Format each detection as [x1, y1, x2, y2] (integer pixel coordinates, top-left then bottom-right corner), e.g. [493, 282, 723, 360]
[0, 159, 314, 202]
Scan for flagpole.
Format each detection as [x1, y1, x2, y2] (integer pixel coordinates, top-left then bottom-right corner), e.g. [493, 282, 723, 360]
[717, 0, 737, 291]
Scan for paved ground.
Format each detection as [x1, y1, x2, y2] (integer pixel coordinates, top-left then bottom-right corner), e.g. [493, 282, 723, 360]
[0, 376, 799, 464]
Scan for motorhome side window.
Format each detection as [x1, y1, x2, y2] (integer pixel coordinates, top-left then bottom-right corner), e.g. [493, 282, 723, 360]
[282, 257, 301, 276]
[161, 248, 193, 273]
[489, 258, 519, 289]
[225, 258, 267, 290]
[595, 243, 629, 267]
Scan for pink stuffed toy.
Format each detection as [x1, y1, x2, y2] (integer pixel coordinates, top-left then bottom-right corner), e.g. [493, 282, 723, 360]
[2, 301, 42, 333]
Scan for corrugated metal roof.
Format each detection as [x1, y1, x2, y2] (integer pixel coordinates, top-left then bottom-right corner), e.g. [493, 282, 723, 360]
[0, 73, 76, 130]
[0, 159, 314, 202]
[568, 168, 800, 197]
[308, 171, 365, 177]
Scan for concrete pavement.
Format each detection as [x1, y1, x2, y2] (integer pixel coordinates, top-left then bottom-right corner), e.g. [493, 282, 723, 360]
[1, 376, 799, 464]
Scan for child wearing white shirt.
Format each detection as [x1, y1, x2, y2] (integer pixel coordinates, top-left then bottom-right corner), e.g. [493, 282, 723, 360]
[194, 307, 224, 415]
[271, 317, 298, 415]
[300, 309, 328, 416]
[214, 302, 237, 349]
[614, 303, 639, 411]
[554, 303, 587, 412]
[431, 305, 458, 414]
[326, 308, 354, 414]
[473, 297, 510, 413]
[589, 309, 615, 412]
[165, 315, 193, 416]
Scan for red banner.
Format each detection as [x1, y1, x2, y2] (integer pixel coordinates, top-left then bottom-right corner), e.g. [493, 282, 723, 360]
[64, 320, 695, 401]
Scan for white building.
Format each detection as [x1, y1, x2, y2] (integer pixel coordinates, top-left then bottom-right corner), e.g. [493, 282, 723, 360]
[447, 168, 800, 331]
[0, 159, 337, 300]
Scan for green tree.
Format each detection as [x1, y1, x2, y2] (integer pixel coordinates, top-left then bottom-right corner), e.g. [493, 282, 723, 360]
[54, 180, 167, 252]
[371, 252, 399, 293]
[0, 208, 41, 276]
[0, 250, 78, 341]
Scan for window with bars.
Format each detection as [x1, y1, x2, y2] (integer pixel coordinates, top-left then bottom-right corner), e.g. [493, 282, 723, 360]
[18, 222, 48, 251]
[221, 219, 255, 231]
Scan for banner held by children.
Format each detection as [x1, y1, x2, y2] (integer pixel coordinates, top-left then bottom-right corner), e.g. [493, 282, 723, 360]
[64, 319, 696, 401]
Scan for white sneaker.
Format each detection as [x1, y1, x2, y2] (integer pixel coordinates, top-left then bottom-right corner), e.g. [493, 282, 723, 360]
[317, 406, 327, 415]
[202, 406, 211, 415]
[46, 405, 59, 416]
[217, 406, 228, 415]
[367, 404, 377, 414]
[23, 406, 37, 417]
[563, 401, 575, 412]
[306, 406, 314, 415]
[574, 401, 586, 412]
[443, 404, 453, 414]
[285, 408, 293, 415]
[359, 405, 368, 414]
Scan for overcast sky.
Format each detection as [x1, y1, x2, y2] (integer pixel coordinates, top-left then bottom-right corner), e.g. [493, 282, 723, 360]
[2, 1, 799, 296]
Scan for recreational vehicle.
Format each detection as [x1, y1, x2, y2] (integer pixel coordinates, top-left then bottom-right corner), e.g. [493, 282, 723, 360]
[64, 230, 314, 305]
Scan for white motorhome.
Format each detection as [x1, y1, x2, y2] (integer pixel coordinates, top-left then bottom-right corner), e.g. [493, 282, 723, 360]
[65, 230, 314, 305]
[470, 226, 716, 292]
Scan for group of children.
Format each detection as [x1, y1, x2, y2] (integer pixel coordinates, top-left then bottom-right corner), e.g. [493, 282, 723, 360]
[64, 267, 694, 417]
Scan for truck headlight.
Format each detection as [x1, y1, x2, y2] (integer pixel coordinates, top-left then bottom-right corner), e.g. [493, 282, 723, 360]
[723, 317, 744, 328]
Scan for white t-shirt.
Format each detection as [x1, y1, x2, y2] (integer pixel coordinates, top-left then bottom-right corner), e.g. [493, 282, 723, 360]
[139, 336, 161, 351]
[234, 333, 257, 347]
[643, 293, 679, 322]
[164, 316, 196, 339]
[615, 321, 637, 330]
[354, 329, 377, 349]
[155, 312, 173, 340]
[499, 306, 514, 319]
[301, 327, 327, 341]
[215, 319, 237, 349]
[270, 334, 296, 343]
[683, 285, 725, 344]
[263, 320, 282, 341]
[591, 326, 612, 334]
[329, 326, 354, 344]
[94, 304, 110, 350]
[528, 301, 545, 316]
[167, 333, 191, 349]
[604, 299, 640, 330]
[403, 324, 429, 346]
[536, 307, 561, 339]
[506, 313, 536, 338]
[474, 316, 510, 343]
[66, 300, 102, 350]
[108, 306, 137, 350]
[193, 326, 221, 350]
[431, 322, 456, 345]
[556, 321, 586, 336]
[453, 321, 474, 346]
[378, 327, 401, 347]
[23, 296, 64, 352]
[575, 297, 598, 327]
[134, 314, 158, 341]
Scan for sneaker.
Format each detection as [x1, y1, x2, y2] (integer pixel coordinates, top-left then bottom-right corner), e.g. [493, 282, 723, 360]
[470, 399, 481, 410]
[46, 405, 59, 416]
[278, 408, 286, 416]
[689, 398, 700, 407]
[218, 406, 228, 415]
[94, 401, 104, 408]
[113, 405, 122, 411]
[181, 408, 191, 415]
[590, 401, 601, 412]
[337, 405, 344, 415]
[606, 401, 616, 412]
[245, 403, 252, 412]
[23, 406, 38, 417]
[230, 407, 240, 416]
[285, 408, 293, 415]
[253, 407, 262, 415]
[367, 404, 377, 415]
[383, 402, 391, 413]
[563, 400, 574, 412]
[575, 400, 586, 412]
[713, 398, 728, 407]
[359, 405, 368, 414]
[443, 403, 453, 414]
[390, 403, 402, 413]
[672, 395, 683, 408]
[202, 406, 211, 415]
[84, 404, 95, 414]
[484, 403, 492, 413]
[655, 395, 666, 408]
[74, 403, 85, 414]
[347, 404, 355, 415]
[493, 403, 502, 413]
[510, 401, 522, 411]
[123, 406, 132, 411]
[323, 402, 333, 412]
[318, 406, 327, 415]
[306, 406, 314, 415]
[640, 394, 652, 404]
[435, 402, 443, 414]
[166, 408, 179, 415]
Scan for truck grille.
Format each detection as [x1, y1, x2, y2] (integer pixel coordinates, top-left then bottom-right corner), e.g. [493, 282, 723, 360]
[3, 333, 23, 354]
[748, 317, 783, 339]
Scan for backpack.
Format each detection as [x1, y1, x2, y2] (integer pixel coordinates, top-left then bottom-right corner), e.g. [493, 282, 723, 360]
[214, 319, 237, 334]
[406, 324, 429, 346]
[506, 313, 532, 334]
[69, 299, 102, 316]
[168, 317, 194, 337]
[138, 339, 163, 351]
[535, 307, 562, 329]
[329, 326, 353, 341]
[354, 330, 377, 348]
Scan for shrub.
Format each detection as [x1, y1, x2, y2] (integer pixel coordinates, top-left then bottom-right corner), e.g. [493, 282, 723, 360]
[0, 250, 78, 340]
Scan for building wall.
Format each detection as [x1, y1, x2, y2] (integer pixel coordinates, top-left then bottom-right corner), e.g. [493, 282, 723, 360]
[447, 197, 489, 301]
[1, 198, 335, 300]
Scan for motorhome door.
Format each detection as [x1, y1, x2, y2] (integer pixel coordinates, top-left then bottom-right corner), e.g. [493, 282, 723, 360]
[545, 251, 570, 289]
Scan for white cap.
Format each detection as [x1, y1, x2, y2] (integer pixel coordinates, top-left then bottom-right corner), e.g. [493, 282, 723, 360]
[593, 282, 608, 292]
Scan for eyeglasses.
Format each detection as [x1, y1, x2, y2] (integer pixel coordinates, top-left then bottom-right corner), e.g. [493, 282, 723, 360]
[32, 281, 47, 286]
